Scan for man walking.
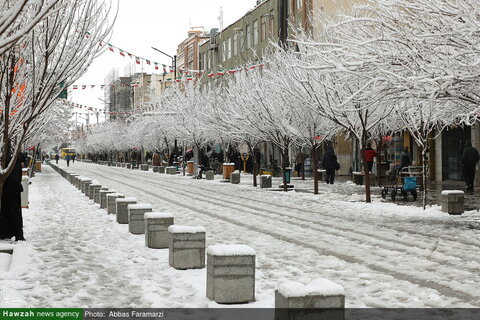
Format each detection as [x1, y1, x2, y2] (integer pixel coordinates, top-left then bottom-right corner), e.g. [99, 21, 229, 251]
[363, 143, 377, 173]
[462, 139, 480, 192]
[55, 154, 59, 164]
[66, 154, 71, 167]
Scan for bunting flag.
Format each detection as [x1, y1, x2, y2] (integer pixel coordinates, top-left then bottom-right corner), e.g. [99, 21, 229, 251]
[217, 70, 225, 76]
[186, 75, 193, 81]
[131, 82, 139, 87]
[73, 85, 78, 90]
[163, 65, 167, 73]
[119, 49, 125, 57]
[135, 57, 140, 65]
[108, 44, 114, 52]
[154, 62, 159, 70]
[208, 71, 215, 78]
[146, 60, 151, 65]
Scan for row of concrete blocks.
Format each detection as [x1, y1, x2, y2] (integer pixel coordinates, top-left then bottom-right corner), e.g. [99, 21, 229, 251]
[51, 163, 346, 310]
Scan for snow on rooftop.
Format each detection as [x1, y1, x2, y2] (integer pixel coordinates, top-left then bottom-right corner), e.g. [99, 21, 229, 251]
[441, 190, 464, 195]
[127, 203, 152, 210]
[277, 279, 345, 298]
[223, 163, 235, 166]
[207, 244, 255, 256]
[168, 225, 205, 234]
[144, 211, 174, 219]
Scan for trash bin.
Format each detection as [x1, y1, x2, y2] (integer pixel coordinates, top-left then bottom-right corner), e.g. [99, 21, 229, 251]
[35, 161, 42, 172]
[284, 167, 292, 184]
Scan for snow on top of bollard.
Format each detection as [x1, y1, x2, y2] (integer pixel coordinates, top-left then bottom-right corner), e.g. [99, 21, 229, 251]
[127, 203, 152, 210]
[168, 225, 205, 233]
[261, 175, 272, 178]
[99, 189, 114, 193]
[207, 244, 255, 256]
[116, 197, 137, 203]
[440, 190, 464, 195]
[107, 193, 124, 198]
[144, 211, 174, 219]
[223, 163, 235, 166]
[277, 279, 345, 298]
[90, 181, 100, 185]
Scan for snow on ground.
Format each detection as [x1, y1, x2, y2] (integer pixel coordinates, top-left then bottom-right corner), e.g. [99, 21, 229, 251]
[2, 161, 479, 308]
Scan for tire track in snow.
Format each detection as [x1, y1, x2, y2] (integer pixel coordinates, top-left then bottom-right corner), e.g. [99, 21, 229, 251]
[70, 165, 479, 305]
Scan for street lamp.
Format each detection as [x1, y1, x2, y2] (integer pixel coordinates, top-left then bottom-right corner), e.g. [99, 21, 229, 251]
[151, 46, 177, 80]
[151, 46, 178, 166]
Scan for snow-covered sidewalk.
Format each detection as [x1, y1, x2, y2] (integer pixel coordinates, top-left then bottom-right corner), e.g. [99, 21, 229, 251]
[2, 162, 480, 307]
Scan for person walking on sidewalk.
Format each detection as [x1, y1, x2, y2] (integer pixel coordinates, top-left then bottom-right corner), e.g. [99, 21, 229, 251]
[462, 139, 480, 192]
[55, 154, 59, 164]
[66, 154, 71, 167]
[322, 145, 338, 184]
[363, 143, 377, 173]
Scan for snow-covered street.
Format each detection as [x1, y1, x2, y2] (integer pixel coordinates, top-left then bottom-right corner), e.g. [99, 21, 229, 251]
[4, 162, 478, 308]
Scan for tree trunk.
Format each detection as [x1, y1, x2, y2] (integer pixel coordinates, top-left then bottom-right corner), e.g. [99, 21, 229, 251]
[362, 134, 372, 203]
[312, 144, 319, 194]
[282, 148, 288, 192]
[422, 147, 427, 210]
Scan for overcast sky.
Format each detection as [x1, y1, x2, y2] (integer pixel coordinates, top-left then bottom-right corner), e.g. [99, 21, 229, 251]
[71, 0, 257, 124]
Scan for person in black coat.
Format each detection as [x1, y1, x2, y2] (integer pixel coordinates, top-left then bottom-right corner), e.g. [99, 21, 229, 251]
[0, 152, 26, 241]
[322, 145, 337, 184]
[462, 139, 480, 191]
[55, 154, 59, 164]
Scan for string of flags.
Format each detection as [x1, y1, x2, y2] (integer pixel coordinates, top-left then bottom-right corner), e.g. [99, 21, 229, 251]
[59, 98, 147, 115]
[100, 41, 173, 73]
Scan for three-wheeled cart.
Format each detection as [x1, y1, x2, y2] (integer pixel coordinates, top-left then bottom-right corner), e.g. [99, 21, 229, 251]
[381, 166, 423, 201]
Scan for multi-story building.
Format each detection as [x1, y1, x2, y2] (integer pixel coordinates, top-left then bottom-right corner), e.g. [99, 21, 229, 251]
[177, 28, 209, 77]
[107, 75, 132, 121]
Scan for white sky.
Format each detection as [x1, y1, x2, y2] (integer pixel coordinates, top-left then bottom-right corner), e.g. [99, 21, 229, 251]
[71, 0, 258, 124]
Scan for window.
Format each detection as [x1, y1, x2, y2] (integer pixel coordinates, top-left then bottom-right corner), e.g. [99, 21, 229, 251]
[207, 51, 210, 69]
[261, 16, 267, 42]
[233, 33, 238, 56]
[239, 30, 244, 52]
[226, 37, 231, 60]
[202, 53, 206, 71]
[253, 20, 259, 46]
[222, 41, 226, 62]
[246, 24, 252, 48]
[269, 10, 274, 37]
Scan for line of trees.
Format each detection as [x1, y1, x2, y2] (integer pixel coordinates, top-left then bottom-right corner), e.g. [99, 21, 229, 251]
[0, 0, 114, 206]
[76, 0, 480, 208]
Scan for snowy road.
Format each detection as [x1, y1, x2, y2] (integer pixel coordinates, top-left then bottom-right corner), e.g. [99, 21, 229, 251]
[18, 162, 480, 307]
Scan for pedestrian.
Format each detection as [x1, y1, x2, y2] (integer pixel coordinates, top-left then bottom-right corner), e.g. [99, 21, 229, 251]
[400, 147, 411, 173]
[462, 139, 480, 192]
[66, 154, 71, 167]
[295, 151, 305, 177]
[55, 154, 59, 164]
[152, 151, 161, 167]
[0, 150, 26, 241]
[72, 154, 76, 163]
[322, 145, 338, 184]
[363, 143, 377, 173]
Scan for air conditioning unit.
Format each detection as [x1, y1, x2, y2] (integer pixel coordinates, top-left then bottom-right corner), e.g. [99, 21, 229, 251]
[209, 28, 219, 50]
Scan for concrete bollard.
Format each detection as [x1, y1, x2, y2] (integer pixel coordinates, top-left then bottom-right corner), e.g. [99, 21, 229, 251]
[206, 244, 256, 304]
[206, 171, 214, 180]
[352, 172, 364, 186]
[140, 164, 149, 171]
[128, 204, 153, 234]
[153, 166, 160, 173]
[260, 175, 272, 188]
[99, 190, 115, 208]
[230, 172, 240, 184]
[441, 190, 465, 215]
[168, 226, 206, 269]
[127, 163, 132, 169]
[69, 174, 79, 185]
[122, 163, 126, 168]
[275, 279, 345, 320]
[88, 184, 101, 200]
[144, 212, 174, 249]
[107, 193, 125, 214]
[158, 166, 165, 174]
[82, 180, 93, 195]
[94, 187, 108, 204]
[166, 167, 176, 175]
[115, 198, 137, 224]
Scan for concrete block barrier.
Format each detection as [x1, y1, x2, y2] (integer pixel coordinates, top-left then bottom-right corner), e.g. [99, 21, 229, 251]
[94, 187, 108, 204]
[153, 166, 160, 173]
[206, 244, 255, 304]
[275, 279, 345, 320]
[168, 226, 206, 269]
[158, 166, 165, 174]
[260, 175, 272, 188]
[88, 184, 102, 200]
[116, 198, 137, 224]
[107, 193, 125, 214]
[166, 167, 176, 175]
[128, 204, 153, 234]
[441, 190, 465, 215]
[230, 172, 240, 184]
[144, 212, 174, 249]
[206, 171, 214, 180]
[99, 190, 114, 208]
[140, 164, 149, 171]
